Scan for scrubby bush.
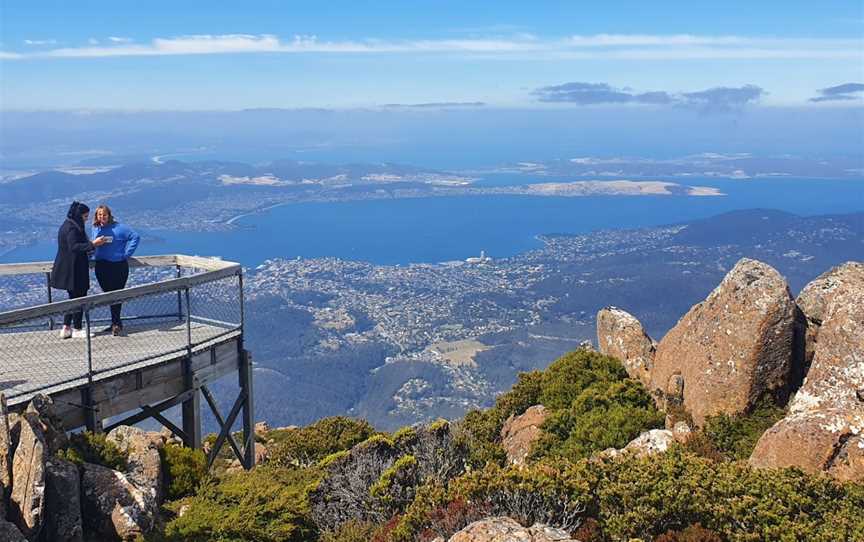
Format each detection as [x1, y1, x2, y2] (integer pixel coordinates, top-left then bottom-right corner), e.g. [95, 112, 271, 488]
[318, 520, 379, 542]
[656, 523, 723, 542]
[163, 466, 320, 542]
[161, 442, 208, 500]
[56, 431, 127, 471]
[534, 378, 664, 460]
[270, 416, 376, 468]
[389, 447, 864, 542]
[700, 396, 785, 461]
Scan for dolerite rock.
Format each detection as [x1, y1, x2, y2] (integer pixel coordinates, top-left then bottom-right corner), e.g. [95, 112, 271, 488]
[25, 395, 68, 455]
[651, 258, 796, 426]
[9, 413, 47, 540]
[596, 307, 655, 386]
[448, 517, 577, 542]
[106, 426, 165, 504]
[0, 519, 27, 542]
[0, 395, 12, 519]
[602, 429, 674, 459]
[750, 409, 864, 482]
[795, 262, 864, 369]
[790, 266, 864, 415]
[81, 463, 157, 540]
[500, 405, 547, 467]
[750, 266, 864, 482]
[43, 458, 83, 542]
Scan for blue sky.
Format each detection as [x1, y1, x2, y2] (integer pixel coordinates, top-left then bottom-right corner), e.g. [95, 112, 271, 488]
[1, 1, 863, 110]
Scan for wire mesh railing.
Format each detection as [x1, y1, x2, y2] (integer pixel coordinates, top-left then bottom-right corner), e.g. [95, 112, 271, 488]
[0, 255, 243, 403]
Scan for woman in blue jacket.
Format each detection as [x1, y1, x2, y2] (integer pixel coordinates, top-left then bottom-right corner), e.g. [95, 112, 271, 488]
[93, 205, 140, 336]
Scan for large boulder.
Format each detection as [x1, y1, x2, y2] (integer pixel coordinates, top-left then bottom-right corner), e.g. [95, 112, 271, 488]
[651, 258, 797, 425]
[448, 517, 577, 541]
[81, 462, 158, 540]
[751, 267, 864, 481]
[750, 409, 864, 482]
[500, 405, 547, 467]
[42, 458, 83, 542]
[0, 519, 27, 542]
[9, 413, 47, 540]
[596, 307, 655, 386]
[789, 268, 864, 415]
[106, 426, 164, 503]
[795, 262, 864, 369]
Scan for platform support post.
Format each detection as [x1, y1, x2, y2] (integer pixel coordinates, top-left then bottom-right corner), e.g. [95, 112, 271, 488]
[239, 347, 255, 469]
[181, 372, 201, 449]
[181, 287, 201, 449]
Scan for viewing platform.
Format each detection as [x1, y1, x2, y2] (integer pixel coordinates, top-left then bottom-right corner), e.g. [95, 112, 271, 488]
[0, 254, 255, 469]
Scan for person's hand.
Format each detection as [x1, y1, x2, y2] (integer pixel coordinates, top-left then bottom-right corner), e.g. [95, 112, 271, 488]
[93, 236, 108, 246]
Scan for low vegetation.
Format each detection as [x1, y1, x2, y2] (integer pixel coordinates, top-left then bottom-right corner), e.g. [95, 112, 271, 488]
[148, 349, 863, 541]
[56, 431, 128, 471]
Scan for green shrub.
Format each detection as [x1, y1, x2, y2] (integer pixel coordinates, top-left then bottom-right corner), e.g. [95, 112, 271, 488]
[534, 379, 664, 460]
[270, 416, 376, 468]
[538, 349, 629, 410]
[161, 443, 208, 500]
[318, 520, 378, 542]
[390, 448, 864, 542]
[163, 465, 321, 542]
[701, 396, 785, 460]
[56, 431, 127, 471]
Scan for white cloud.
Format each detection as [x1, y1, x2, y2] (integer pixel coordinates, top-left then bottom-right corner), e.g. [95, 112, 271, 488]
[23, 39, 57, 46]
[0, 33, 861, 60]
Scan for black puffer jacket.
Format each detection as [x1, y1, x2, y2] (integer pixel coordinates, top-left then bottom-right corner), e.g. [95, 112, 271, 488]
[50, 201, 93, 291]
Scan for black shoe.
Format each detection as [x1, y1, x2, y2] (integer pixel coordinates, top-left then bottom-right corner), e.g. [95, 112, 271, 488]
[112, 324, 125, 337]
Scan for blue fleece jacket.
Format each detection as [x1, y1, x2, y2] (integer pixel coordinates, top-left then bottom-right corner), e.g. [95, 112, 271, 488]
[93, 222, 140, 262]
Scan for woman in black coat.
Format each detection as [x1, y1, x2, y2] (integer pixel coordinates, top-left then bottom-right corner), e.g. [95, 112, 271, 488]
[50, 201, 108, 339]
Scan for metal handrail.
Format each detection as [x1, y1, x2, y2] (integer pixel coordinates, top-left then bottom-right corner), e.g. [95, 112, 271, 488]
[0, 255, 241, 326]
[0, 254, 245, 402]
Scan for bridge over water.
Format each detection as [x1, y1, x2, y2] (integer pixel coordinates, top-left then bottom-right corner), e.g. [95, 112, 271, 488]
[0, 255, 255, 469]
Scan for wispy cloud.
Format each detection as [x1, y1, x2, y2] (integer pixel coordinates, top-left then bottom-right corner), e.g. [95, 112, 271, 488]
[1, 33, 860, 60]
[23, 39, 57, 46]
[809, 82, 864, 102]
[533, 81, 765, 111]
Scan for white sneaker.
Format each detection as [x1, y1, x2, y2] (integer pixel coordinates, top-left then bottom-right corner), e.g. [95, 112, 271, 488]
[71, 328, 91, 339]
[59, 325, 72, 339]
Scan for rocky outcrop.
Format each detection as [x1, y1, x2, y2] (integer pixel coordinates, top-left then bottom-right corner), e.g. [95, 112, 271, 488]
[651, 258, 797, 425]
[24, 395, 68, 456]
[0, 519, 27, 542]
[106, 426, 164, 503]
[750, 409, 864, 481]
[43, 458, 83, 542]
[500, 405, 547, 467]
[596, 306, 655, 386]
[81, 462, 158, 540]
[789, 266, 864, 415]
[750, 265, 864, 482]
[795, 262, 864, 369]
[9, 413, 47, 540]
[448, 517, 577, 542]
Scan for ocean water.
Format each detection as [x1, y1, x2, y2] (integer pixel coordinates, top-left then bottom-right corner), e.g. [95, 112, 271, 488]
[3, 178, 862, 267]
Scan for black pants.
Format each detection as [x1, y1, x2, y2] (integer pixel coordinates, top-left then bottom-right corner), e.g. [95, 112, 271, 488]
[63, 286, 88, 329]
[95, 260, 130, 327]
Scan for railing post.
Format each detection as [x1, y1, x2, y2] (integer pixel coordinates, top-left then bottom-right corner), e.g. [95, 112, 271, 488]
[238, 271, 245, 332]
[176, 264, 183, 322]
[83, 306, 101, 432]
[45, 272, 54, 330]
[181, 287, 201, 449]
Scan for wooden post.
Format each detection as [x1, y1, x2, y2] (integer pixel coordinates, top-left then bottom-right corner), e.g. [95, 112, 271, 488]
[239, 347, 255, 469]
